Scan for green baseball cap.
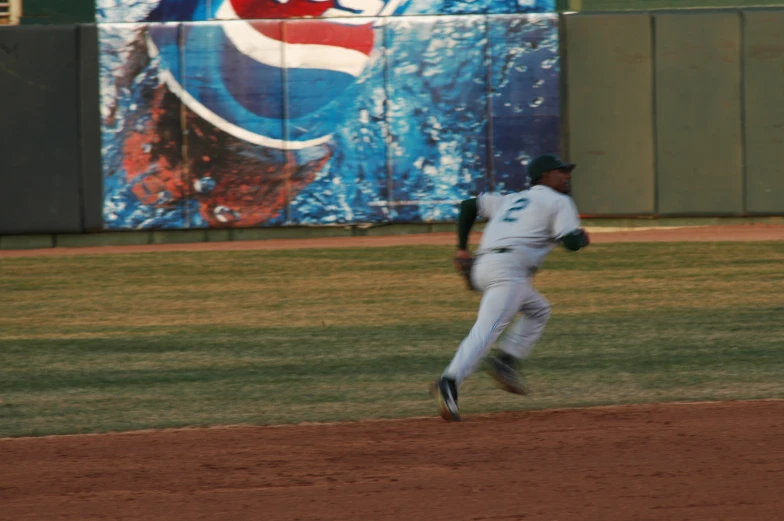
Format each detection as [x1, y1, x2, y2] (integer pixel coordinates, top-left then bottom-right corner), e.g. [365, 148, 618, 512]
[527, 154, 576, 184]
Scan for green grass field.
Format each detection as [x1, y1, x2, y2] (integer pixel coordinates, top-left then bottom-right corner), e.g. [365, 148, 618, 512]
[1, 242, 782, 438]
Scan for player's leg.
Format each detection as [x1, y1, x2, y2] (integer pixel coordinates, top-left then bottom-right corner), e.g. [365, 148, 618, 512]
[486, 287, 551, 394]
[500, 287, 551, 360]
[442, 281, 531, 388]
[432, 256, 528, 421]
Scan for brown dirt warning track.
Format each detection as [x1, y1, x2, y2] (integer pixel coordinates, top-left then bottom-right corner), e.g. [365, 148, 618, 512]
[1, 224, 782, 521]
[1, 223, 782, 258]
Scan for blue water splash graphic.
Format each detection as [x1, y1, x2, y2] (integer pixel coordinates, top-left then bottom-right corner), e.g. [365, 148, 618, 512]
[98, 1, 560, 229]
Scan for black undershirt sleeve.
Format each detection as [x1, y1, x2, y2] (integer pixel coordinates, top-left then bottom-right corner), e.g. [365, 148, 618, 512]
[561, 229, 589, 251]
[457, 198, 478, 250]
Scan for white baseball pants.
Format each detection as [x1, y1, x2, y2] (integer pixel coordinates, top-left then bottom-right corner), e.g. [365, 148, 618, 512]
[443, 251, 551, 388]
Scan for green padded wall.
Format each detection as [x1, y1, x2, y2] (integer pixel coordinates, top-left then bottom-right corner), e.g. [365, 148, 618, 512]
[743, 10, 784, 214]
[0, 26, 84, 234]
[20, 0, 94, 24]
[564, 13, 655, 215]
[78, 24, 103, 231]
[654, 12, 744, 215]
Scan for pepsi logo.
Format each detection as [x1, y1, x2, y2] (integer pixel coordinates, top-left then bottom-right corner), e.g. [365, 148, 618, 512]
[147, 0, 406, 149]
[226, 0, 389, 21]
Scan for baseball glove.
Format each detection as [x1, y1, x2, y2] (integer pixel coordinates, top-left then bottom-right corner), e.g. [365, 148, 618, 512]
[453, 255, 476, 291]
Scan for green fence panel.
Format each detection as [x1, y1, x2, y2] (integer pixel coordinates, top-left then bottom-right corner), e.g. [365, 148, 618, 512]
[743, 9, 784, 215]
[20, 0, 94, 24]
[0, 26, 84, 234]
[78, 24, 103, 231]
[564, 13, 655, 215]
[654, 12, 743, 215]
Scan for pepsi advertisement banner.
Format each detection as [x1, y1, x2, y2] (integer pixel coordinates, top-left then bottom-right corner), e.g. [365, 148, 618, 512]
[98, 1, 560, 229]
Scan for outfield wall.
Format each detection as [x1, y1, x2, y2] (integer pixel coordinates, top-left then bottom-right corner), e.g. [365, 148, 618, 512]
[0, 24, 102, 235]
[564, 9, 784, 217]
[1, 5, 783, 238]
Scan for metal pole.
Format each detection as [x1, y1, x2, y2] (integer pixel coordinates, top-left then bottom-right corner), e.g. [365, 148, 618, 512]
[10, 0, 22, 24]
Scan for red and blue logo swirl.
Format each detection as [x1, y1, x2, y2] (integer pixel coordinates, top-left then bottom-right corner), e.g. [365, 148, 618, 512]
[147, 0, 406, 149]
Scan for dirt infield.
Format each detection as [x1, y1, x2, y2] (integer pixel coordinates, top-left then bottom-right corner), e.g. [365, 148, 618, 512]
[1, 223, 782, 258]
[2, 224, 783, 521]
[2, 401, 782, 521]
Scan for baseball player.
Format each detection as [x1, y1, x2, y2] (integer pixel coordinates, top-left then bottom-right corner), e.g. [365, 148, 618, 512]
[431, 154, 591, 421]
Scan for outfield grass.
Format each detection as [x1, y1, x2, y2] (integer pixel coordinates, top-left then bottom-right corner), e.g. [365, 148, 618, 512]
[1, 242, 782, 437]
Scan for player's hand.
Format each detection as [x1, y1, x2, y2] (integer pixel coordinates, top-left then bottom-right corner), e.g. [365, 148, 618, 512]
[455, 249, 472, 260]
[453, 248, 473, 272]
[453, 249, 476, 291]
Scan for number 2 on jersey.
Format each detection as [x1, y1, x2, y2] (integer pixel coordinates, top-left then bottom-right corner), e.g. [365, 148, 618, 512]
[502, 197, 530, 222]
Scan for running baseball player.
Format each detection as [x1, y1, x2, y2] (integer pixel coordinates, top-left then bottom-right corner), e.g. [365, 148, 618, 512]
[431, 154, 591, 421]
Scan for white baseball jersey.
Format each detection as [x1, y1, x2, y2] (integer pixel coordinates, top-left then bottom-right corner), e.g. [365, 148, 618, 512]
[476, 185, 581, 268]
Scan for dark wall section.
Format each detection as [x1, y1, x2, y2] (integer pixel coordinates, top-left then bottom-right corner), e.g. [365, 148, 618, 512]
[654, 12, 743, 215]
[564, 13, 655, 215]
[564, 9, 784, 216]
[0, 26, 84, 234]
[78, 24, 103, 231]
[742, 10, 784, 214]
[21, 0, 95, 25]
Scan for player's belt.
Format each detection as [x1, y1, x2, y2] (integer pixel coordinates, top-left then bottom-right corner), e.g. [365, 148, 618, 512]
[476, 247, 513, 257]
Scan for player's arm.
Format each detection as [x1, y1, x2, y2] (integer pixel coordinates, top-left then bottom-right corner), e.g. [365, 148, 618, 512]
[457, 193, 503, 252]
[553, 197, 590, 251]
[560, 229, 591, 251]
[456, 198, 478, 252]
[453, 198, 478, 290]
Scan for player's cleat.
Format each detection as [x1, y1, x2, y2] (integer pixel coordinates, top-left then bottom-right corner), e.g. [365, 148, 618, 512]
[430, 377, 461, 422]
[486, 353, 529, 395]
